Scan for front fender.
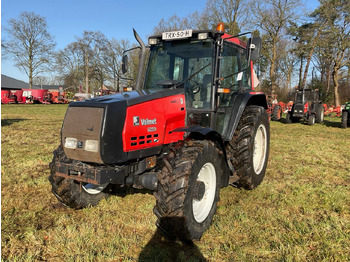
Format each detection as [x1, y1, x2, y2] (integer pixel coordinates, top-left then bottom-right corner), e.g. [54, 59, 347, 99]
[172, 126, 230, 187]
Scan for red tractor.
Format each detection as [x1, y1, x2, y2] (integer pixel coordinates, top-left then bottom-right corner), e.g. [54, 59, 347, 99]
[49, 24, 270, 241]
[266, 95, 284, 121]
[286, 89, 324, 125]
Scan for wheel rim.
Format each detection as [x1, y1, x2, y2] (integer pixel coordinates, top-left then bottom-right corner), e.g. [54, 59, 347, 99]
[192, 162, 216, 223]
[311, 115, 315, 124]
[253, 124, 267, 175]
[82, 183, 108, 195]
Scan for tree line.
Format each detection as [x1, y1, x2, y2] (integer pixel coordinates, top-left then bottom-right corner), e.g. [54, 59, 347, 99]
[2, 0, 350, 105]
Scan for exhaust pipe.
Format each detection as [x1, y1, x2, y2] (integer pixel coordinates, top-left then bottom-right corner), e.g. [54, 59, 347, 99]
[133, 29, 147, 92]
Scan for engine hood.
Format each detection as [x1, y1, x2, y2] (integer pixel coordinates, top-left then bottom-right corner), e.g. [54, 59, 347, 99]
[72, 88, 184, 107]
[62, 88, 185, 164]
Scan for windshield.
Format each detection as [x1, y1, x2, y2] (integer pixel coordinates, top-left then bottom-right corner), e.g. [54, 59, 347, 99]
[144, 39, 214, 109]
[295, 92, 303, 103]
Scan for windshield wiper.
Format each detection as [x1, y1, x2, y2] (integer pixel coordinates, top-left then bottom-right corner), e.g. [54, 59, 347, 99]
[175, 62, 212, 88]
[156, 62, 212, 89]
[220, 66, 250, 81]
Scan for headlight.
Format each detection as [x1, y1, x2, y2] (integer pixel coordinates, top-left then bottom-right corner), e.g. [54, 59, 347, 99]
[148, 38, 158, 45]
[198, 33, 208, 40]
[85, 140, 99, 152]
[64, 137, 77, 149]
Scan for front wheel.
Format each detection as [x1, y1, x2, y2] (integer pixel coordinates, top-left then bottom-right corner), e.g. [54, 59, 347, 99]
[226, 106, 270, 189]
[49, 146, 110, 209]
[153, 140, 224, 240]
[341, 111, 348, 128]
[286, 112, 292, 124]
[308, 114, 315, 125]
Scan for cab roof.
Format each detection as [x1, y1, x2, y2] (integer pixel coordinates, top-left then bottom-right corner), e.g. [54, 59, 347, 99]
[149, 30, 247, 50]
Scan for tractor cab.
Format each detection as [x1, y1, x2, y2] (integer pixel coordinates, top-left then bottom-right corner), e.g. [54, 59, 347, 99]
[123, 24, 264, 139]
[295, 89, 320, 105]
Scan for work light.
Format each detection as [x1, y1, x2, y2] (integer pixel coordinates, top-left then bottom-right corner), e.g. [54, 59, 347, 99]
[64, 137, 77, 149]
[85, 140, 99, 152]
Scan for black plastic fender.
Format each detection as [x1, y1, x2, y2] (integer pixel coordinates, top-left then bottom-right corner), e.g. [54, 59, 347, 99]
[224, 92, 268, 141]
[172, 125, 230, 188]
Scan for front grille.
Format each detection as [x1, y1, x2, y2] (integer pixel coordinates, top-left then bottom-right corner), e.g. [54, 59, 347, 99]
[130, 134, 159, 147]
[62, 107, 104, 163]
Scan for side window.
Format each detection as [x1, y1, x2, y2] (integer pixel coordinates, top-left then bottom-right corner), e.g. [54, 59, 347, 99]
[220, 46, 239, 91]
[218, 43, 250, 107]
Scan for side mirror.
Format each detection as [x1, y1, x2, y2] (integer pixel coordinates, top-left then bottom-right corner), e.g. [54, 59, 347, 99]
[122, 54, 128, 74]
[247, 37, 262, 61]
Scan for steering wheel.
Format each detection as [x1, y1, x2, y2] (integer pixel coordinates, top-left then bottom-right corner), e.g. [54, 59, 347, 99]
[192, 85, 201, 94]
[189, 79, 201, 94]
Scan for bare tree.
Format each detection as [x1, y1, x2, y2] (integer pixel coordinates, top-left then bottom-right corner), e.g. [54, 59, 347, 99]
[153, 14, 192, 34]
[252, 0, 302, 95]
[277, 39, 298, 90]
[3, 12, 56, 88]
[102, 39, 130, 92]
[55, 42, 84, 88]
[204, 0, 249, 34]
[326, 0, 350, 106]
[76, 31, 108, 94]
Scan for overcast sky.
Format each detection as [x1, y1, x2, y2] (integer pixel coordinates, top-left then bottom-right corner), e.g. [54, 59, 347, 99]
[1, 0, 320, 82]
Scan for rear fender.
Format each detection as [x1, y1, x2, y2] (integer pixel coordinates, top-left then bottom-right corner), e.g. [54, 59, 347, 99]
[225, 92, 268, 141]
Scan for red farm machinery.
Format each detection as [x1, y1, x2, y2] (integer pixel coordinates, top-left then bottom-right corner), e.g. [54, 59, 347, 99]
[49, 23, 270, 241]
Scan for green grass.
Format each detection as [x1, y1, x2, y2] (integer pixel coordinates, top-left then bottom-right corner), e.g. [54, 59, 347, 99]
[1, 104, 349, 261]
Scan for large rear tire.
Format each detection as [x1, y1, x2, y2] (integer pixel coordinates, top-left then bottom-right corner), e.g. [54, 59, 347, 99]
[272, 105, 282, 121]
[341, 111, 348, 128]
[226, 106, 270, 190]
[49, 146, 109, 209]
[315, 104, 324, 123]
[153, 140, 224, 240]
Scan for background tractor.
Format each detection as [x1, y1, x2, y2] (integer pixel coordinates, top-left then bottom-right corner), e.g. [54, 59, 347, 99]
[49, 23, 270, 241]
[266, 94, 285, 121]
[341, 100, 350, 128]
[286, 89, 324, 125]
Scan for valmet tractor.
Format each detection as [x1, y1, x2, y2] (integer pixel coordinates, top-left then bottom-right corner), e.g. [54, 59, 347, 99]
[286, 89, 324, 125]
[341, 99, 350, 128]
[49, 23, 270, 241]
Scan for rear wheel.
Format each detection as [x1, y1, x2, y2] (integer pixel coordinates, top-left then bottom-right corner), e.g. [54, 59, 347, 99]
[226, 106, 270, 189]
[153, 140, 224, 240]
[272, 105, 282, 121]
[49, 146, 110, 209]
[341, 111, 348, 128]
[308, 114, 315, 125]
[315, 104, 324, 123]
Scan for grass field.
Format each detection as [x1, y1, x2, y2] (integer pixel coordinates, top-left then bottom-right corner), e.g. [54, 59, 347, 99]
[1, 104, 349, 261]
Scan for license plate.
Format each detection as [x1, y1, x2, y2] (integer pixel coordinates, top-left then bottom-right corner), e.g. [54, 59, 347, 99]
[162, 29, 193, 40]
